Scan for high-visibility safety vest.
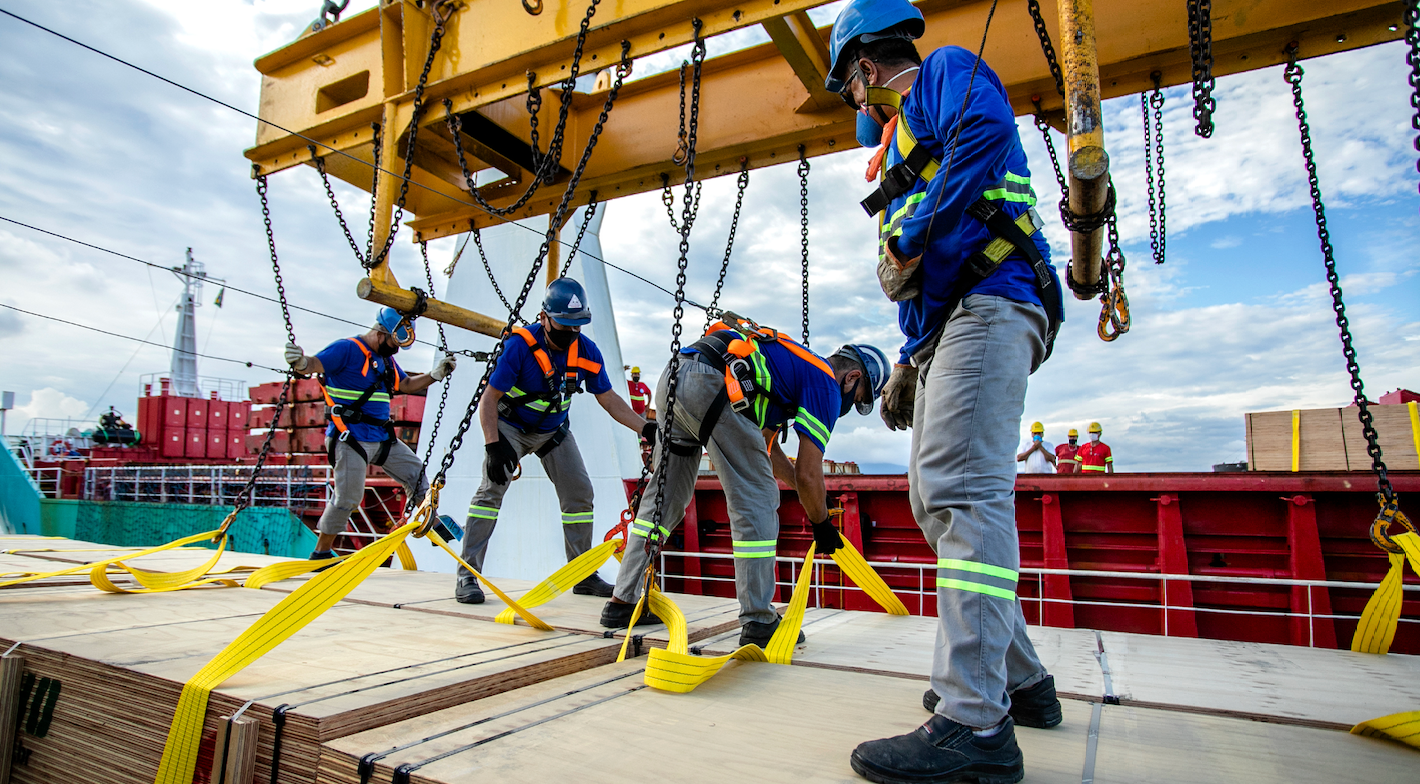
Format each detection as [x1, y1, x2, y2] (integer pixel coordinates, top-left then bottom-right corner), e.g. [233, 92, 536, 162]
[497, 326, 603, 429]
[320, 337, 400, 466]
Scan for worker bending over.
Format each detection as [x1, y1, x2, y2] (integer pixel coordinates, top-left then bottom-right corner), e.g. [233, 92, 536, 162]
[603, 314, 889, 646]
[284, 308, 455, 560]
[826, 1, 1066, 781]
[456, 278, 650, 604]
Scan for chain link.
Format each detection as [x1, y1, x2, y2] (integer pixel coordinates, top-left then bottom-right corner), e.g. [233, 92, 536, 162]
[1096, 216, 1130, 340]
[433, 41, 635, 489]
[1284, 46, 1395, 511]
[704, 159, 748, 331]
[1407, 0, 1420, 202]
[527, 70, 543, 172]
[673, 61, 690, 166]
[559, 190, 599, 277]
[661, 173, 702, 232]
[797, 144, 811, 347]
[417, 241, 452, 485]
[1026, 0, 1065, 100]
[469, 226, 520, 319]
[1142, 72, 1167, 265]
[1187, 0, 1217, 138]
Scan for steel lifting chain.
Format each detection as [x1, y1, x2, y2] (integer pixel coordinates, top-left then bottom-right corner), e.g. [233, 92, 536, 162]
[469, 227, 520, 319]
[443, 0, 605, 217]
[1406, 0, 1420, 203]
[797, 144, 811, 347]
[1141, 72, 1167, 265]
[1096, 218, 1130, 341]
[309, 121, 381, 267]
[559, 190, 600, 278]
[432, 40, 635, 491]
[1187, 0, 1217, 138]
[230, 174, 300, 530]
[1026, 0, 1065, 99]
[703, 158, 749, 331]
[673, 61, 691, 166]
[641, 19, 706, 596]
[1283, 45, 1408, 551]
[417, 241, 452, 484]
[661, 173, 702, 232]
[527, 71, 544, 173]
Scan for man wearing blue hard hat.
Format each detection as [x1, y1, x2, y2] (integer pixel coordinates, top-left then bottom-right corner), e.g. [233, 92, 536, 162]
[602, 309, 890, 644]
[285, 307, 456, 561]
[826, 1, 1065, 782]
[456, 277, 650, 604]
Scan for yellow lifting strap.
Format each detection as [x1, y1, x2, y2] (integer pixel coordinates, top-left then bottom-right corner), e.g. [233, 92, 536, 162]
[0, 528, 224, 590]
[1348, 527, 1420, 750]
[494, 539, 621, 625]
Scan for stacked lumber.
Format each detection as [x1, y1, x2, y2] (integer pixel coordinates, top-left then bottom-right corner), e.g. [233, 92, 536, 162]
[0, 582, 620, 784]
[1245, 404, 1419, 471]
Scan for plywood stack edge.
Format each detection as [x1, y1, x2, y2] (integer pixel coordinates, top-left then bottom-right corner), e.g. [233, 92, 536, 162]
[1245, 404, 1419, 471]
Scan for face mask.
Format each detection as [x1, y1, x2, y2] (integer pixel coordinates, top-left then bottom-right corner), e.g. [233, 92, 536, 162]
[545, 325, 576, 351]
[1069, 438, 1078, 446]
[1033, 434, 1042, 442]
[838, 378, 859, 418]
[857, 108, 885, 148]
[376, 337, 399, 357]
[1090, 434, 1100, 443]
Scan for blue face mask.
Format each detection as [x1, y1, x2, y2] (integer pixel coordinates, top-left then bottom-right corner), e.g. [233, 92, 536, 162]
[857, 108, 884, 148]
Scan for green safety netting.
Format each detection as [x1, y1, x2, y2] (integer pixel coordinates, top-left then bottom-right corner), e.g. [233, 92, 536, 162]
[72, 501, 316, 558]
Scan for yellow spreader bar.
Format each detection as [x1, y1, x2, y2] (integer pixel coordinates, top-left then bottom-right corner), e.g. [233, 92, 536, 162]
[494, 539, 620, 625]
[1349, 530, 1420, 751]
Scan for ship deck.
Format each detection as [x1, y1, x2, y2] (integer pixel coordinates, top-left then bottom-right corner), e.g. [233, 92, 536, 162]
[0, 534, 1416, 784]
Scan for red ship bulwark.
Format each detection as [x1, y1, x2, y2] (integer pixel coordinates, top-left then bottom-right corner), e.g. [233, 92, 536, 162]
[629, 471, 1420, 654]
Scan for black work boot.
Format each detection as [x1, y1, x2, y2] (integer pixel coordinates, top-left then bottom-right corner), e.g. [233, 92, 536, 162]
[572, 573, 615, 597]
[922, 675, 1063, 730]
[455, 578, 485, 605]
[599, 600, 662, 628]
[737, 616, 806, 647]
[307, 550, 337, 572]
[850, 714, 1024, 784]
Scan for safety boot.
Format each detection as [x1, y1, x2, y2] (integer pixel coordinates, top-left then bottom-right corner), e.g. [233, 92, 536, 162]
[455, 578, 485, 605]
[307, 550, 337, 573]
[572, 573, 615, 597]
[599, 600, 663, 628]
[922, 675, 1063, 729]
[850, 714, 1024, 784]
[737, 616, 806, 647]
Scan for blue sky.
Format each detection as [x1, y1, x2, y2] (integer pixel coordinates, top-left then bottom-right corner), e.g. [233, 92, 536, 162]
[0, 0, 1415, 474]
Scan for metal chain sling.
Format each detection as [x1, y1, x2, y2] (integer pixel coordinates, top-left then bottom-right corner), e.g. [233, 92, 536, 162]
[442, 0, 604, 217]
[1283, 45, 1409, 551]
[559, 190, 600, 278]
[641, 19, 707, 596]
[1406, 0, 1420, 205]
[430, 42, 636, 494]
[1141, 71, 1167, 265]
[1187, 0, 1217, 138]
[417, 241, 452, 480]
[798, 144, 811, 346]
[703, 158, 749, 331]
[661, 173, 702, 232]
[309, 121, 381, 267]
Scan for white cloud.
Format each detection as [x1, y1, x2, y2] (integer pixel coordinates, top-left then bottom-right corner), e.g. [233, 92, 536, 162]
[9, 388, 91, 435]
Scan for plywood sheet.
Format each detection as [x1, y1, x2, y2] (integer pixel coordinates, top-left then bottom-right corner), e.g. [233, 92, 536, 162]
[1246, 408, 1349, 471]
[694, 609, 1107, 700]
[1100, 630, 1420, 728]
[320, 660, 1091, 784]
[1341, 404, 1420, 472]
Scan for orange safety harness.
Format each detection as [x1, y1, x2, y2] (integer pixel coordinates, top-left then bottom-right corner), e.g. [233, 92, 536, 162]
[320, 337, 401, 466]
[497, 326, 602, 453]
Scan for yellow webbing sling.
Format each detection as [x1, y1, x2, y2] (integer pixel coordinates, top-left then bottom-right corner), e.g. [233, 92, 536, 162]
[0, 529, 224, 590]
[1349, 527, 1420, 749]
[494, 539, 621, 625]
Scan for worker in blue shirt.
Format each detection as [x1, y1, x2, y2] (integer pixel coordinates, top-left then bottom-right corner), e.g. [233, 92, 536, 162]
[825, 1, 1065, 782]
[456, 278, 650, 604]
[284, 308, 455, 560]
[603, 311, 890, 647]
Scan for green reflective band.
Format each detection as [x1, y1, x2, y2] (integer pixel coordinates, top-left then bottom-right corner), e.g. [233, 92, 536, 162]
[468, 505, 499, 520]
[734, 539, 777, 547]
[981, 173, 1037, 206]
[937, 559, 1018, 583]
[562, 512, 595, 524]
[1082, 465, 1107, 472]
[795, 410, 831, 447]
[733, 539, 776, 558]
[630, 519, 669, 541]
[937, 577, 1017, 601]
[327, 387, 391, 403]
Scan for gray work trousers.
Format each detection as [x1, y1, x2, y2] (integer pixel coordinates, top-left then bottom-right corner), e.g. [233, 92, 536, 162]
[912, 294, 1049, 730]
[318, 436, 429, 535]
[457, 418, 595, 585]
[612, 357, 781, 626]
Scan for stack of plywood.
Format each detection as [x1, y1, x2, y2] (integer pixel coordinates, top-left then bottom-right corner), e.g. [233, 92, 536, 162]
[1245, 404, 1419, 472]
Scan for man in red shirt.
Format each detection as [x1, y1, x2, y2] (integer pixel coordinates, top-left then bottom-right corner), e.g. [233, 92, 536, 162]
[626, 366, 651, 416]
[1074, 422, 1114, 473]
[1055, 428, 1080, 474]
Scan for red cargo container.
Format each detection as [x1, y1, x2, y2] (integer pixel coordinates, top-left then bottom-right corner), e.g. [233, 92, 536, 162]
[162, 397, 188, 429]
[228, 401, 250, 431]
[391, 395, 426, 424]
[186, 399, 207, 429]
[137, 396, 158, 442]
[206, 431, 229, 459]
[245, 430, 290, 454]
[294, 378, 324, 402]
[292, 401, 326, 428]
[249, 382, 283, 405]
[226, 432, 246, 460]
[208, 400, 230, 431]
[185, 429, 207, 459]
[290, 427, 328, 454]
[161, 428, 186, 458]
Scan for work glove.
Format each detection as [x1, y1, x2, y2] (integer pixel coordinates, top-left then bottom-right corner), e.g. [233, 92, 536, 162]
[879, 364, 918, 432]
[430, 352, 457, 381]
[284, 342, 309, 372]
[485, 437, 518, 485]
[811, 515, 844, 556]
[641, 420, 658, 447]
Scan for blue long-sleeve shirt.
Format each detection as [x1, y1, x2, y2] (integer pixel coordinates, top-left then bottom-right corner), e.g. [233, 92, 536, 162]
[882, 46, 1063, 363]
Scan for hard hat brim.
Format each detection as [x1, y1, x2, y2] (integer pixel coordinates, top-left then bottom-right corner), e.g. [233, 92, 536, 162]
[549, 313, 591, 327]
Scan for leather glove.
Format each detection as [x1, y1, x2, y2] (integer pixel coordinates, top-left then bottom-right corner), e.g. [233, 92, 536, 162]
[430, 352, 456, 381]
[284, 342, 309, 372]
[485, 437, 518, 485]
[879, 363, 918, 432]
[811, 516, 844, 556]
[641, 420, 658, 447]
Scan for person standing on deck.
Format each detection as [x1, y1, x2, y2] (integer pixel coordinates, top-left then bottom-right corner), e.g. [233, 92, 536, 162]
[284, 308, 455, 560]
[1074, 422, 1114, 474]
[627, 366, 652, 416]
[455, 278, 651, 605]
[825, 1, 1066, 782]
[1016, 422, 1056, 474]
[1055, 429, 1081, 474]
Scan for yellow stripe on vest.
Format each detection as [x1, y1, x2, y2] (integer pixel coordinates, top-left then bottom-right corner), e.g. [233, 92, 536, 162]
[494, 539, 619, 625]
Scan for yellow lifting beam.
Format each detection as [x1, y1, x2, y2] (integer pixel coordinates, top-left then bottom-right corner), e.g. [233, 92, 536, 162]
[245, 0, 1406, 333]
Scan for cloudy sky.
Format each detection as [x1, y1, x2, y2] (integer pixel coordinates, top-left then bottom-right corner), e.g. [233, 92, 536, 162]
[1, 0, 1415, 473]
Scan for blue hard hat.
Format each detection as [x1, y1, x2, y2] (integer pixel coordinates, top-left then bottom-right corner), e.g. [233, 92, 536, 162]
[824, 0, 926, 94]
[375, 307, 414, 347]
[834, 343, 891, 415]
[543, 277, 592, 326]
